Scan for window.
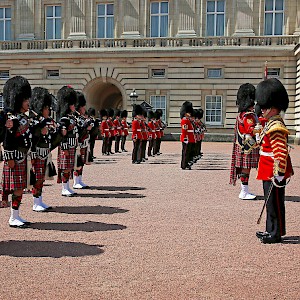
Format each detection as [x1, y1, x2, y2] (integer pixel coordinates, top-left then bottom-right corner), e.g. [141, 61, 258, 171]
[150, 95, 167, 122]
[267, 67, 280, 78]
[0, 93, 3, 109]
[0, 70, 9, 80]
[205, 95, 222, 125]
[0, 7, 11, 41]
[45, 5, 62, 40]
[150, 1, 169, 37]
[46, 69, 60, 79]
[151, 69, 166, 78]
[206, 0, 225, 36]
[264, 0, 284, 35]
[207, 68, 222, 78]
[97, 4, 114, 38]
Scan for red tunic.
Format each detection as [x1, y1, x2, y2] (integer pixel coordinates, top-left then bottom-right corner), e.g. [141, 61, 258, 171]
[121, 119, 129, 136]
[180, 117, 195, 143]
[131, 119, 142, 140]
[154, 120, 161, 139]
[238, 111, 256, 135]
[148, 121, 156, 139]
[113, 118, 122, 136]
[140, 120, 148, 140]
[107, 118, 114, 137]
[101, 120, 110, 137]
[257, 115, 293, 181]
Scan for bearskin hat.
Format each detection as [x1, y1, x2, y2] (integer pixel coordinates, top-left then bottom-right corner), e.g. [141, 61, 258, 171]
[148, 110, 154, 119]
[99, 109, 108, 118]
[155, 109, 163, 119]
[87, 107, 96, 117]
[198, 108, 204, 119]
[132, 104, 143, 117]
[30, 87, 52, 115]
[107, 108, 114, 118]
[3, 76, 32, 113]
[121, 109, 128, 118]
[76, 91, 86, 110]
[194, 109, 202, 119]
[256, 78, 289, 112]
[180, 101, 193, 119]
[114, 109, 121, 117]
[236, 83, 255, 112]
[142, 109, 148, 118]
[56, 86, 77, 119]
[254, 104, 262, 117]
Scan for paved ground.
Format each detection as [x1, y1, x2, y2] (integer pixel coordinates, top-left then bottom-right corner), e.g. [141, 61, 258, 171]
[0, 141, 299, 300]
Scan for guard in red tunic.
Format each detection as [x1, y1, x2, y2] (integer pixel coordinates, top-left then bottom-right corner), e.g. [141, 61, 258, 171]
[100, 109, 110, 155]
[131, 104, 143, 164]
[2, 76, 32, 227]
[255, 78, 293, 244]
[229, 83, 259, 200]
[107, 108, 115, 155]
[180, 101, 195, 170]
[140, 110, 148, 162]
[120, 110, 129, 152]
[147, 110, 156, 157]
[153, 112, 161, 156]
[113, 109, 122, 153]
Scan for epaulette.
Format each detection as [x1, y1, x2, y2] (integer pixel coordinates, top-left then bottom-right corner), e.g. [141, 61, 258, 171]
[266, 118, 289, 136]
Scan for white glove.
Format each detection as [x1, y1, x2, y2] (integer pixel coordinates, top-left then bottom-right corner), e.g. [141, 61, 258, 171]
[183, 138, 188, 144]
[274, 175, 284, 182]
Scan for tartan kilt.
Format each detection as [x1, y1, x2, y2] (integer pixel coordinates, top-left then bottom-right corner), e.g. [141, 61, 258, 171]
[2, 159, 27, 191]
[32, 158, 46, 182]
[57, 147, 76, 170]
[233, 143, 259, 169]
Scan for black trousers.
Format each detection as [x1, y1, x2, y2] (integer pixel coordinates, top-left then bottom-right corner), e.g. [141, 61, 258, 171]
[102, 137, 109, 154]
[181, 142, 192, 169]
[115, 135, 121, 152]
[148, 138, 154, 156]
[108, 136, 113, 153]
[121, 135, 127, 150]
[141, 140, 147, 159]
[263, 180, 286, 237]
[155, 138, 161, 154]
[90, 137, 96, 157]
[132, 139, 141, 162]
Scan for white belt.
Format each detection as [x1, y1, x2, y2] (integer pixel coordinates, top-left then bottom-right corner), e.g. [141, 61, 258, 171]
[260, 150, 274, 157]
[137, 129, 141, 131]
[187, 130, 194, 133]
[104, 129, 109, 131]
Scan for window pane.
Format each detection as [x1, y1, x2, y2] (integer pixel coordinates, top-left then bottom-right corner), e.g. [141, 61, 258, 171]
[151, 2, 159, 14]
[151, 16, 159, 37]
[160, 15, 168, 37]
[207, 15, 214, 36]
[55, 19, 61, 39]
[207, 1, 215, 12]
[46, 20, 53, 39]
[265, 0, 273, 11]
[275, 0, 284, 10]
[0, 8, 3, 19]
[264, 13, 272, 35]
[0, 21, 3, 40]
[97, 18, 105, 38]
[55, 6, 61, 17]
[98, 4, 105, 16]
[46, 6, 53, 17]
[107, 4, 114, 15]
[274, 13, 283, 35]
[216, 14, 224, 36]
[217, 0, 225, 12]
[5, 8, 11, 18]
[5, 20, 11, 40]
[107, 17, 114, 38]
[161, 2, 169, 14]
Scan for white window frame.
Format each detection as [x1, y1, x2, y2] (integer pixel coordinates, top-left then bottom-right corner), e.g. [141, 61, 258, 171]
[151, 68, 166, 78]
[206, 0, 225, 37]
[46, 69, 60, 79]
[97, 3, 114, 38]
[0, 7, 11, 41]
[0, 69, 9, 80]
[207, 68, 222, 78]
[205, 95, 222, 125]
[150, 95, 167, 123]
[264, 0, 284, 35]
[267, 67, 280, 78]
[150, 1, 169, 37]
[45, 5, 62, 40]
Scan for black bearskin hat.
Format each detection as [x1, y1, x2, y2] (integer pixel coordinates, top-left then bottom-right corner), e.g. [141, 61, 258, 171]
[3, 76, 31, 113]
[142, 109, 148, 118]
[254, 104, 262, 117]
[132, 104, 143, 117]
[114, 109, 121, 117]
[107, 108, 114, 118]
[76, 91, 86, 110]
[194, 109, 201, 119]
[148, 110, 154, 119]
[155, 109, 162, 119]
[121, 110, 128, 118]
[87, 107, 96, 117]
[180, 101, 193, 119]
[198, 108, 204, 119]
[56, 86, 77, 119]
[256, 78, 289, 112]
[99, 109, 108, 118]
[236, 83, 256, 112]
[30, 87, 52, 115]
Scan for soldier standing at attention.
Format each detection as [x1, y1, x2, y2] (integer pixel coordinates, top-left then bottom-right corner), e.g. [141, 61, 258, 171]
[131, 104, 143, 164]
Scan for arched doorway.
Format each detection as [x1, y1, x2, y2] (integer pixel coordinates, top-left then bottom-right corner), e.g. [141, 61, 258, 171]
[83, 77, 126, 113]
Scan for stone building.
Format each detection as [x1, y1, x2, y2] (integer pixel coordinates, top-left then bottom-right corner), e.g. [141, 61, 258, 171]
[0, 0, 299, 141]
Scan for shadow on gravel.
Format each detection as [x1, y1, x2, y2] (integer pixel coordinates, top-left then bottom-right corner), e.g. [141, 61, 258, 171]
[256, 195, 300, 202]
[0, 240, 104, 258]
[89, 186, 146, 191]
[76, 192, 146, 199]
[51, 205, 129, 215]
[281, 236, 300, 244]
[30, 221, 126, 232]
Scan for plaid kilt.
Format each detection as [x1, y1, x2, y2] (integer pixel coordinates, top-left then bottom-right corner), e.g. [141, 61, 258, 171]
[32, 158, 46, 182]
[57, 147, 76, 170]
[2, 159, 27, 191]
[233, 143, 259, 168]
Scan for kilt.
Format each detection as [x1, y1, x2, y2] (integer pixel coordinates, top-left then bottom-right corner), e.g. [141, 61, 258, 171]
[57, 147, 76, 170]
[233, 143, 259, 169]
[2, 159, 27, 191]
[32, 158, 46, 182]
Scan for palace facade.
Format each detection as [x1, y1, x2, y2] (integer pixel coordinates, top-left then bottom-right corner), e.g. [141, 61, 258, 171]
[0, 0, 300, 141]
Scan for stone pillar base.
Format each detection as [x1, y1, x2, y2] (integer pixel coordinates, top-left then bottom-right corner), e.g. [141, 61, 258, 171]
[68, 33, 87, 40]
[293, 30, 300, 36]
[18, 33, 35, 40]
[233, 29, 255, 36]
[121, 31, 141, 38]
[176, 30, 196, 37]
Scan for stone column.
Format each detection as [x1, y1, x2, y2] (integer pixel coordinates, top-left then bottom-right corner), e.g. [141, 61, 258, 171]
[294, 2, 300, 35]
[233, 0, 255, 36]
[68, 0, 87, 39]
[176, 0, 196, 37]
[121, 0, 141, 38]
[17, 0, 35, 40]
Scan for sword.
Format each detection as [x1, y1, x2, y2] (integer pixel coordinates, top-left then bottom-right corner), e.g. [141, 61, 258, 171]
[257, 181, 273, 224]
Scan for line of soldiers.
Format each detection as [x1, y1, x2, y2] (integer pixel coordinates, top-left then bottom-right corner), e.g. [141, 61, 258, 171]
[180, 101, 206, 170]
[0, 76, 101, 228]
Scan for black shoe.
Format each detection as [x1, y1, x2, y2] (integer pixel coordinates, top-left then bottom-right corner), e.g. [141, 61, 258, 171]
[135, 161, 141, 164]
[132, 161, 136, 164]
[256, 231, 269, 239]
[260, 234, 281, 244]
